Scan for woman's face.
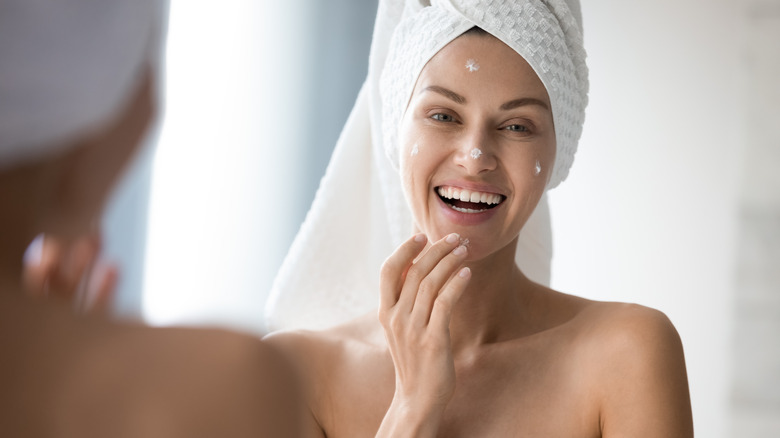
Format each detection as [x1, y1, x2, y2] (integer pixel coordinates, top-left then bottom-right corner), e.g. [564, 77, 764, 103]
[398, 32, 555, 260]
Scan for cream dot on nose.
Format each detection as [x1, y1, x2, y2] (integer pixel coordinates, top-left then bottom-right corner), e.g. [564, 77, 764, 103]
[470, 148, 482, 159]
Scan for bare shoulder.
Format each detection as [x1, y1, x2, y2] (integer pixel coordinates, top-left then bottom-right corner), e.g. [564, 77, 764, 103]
[264, 311, 388, 390]
[531, 288, 684, 362]
[1, 294, 302, 438]
[263, 312, 390, 436]
[573, 302, 683, 360]
[265, 312, 384, 364]
[569, 301, 693, 437]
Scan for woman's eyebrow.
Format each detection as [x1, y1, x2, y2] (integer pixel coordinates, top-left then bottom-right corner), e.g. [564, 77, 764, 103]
[500, 97, 549, 111]
[422, 85, 466, 104]
[422, 85, 548, 112]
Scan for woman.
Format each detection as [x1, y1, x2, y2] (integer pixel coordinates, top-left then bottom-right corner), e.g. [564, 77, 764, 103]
[266, 0, 693, 436]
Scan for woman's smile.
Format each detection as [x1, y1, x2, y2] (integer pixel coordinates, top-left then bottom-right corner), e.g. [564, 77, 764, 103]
[433, 182, 506, 226]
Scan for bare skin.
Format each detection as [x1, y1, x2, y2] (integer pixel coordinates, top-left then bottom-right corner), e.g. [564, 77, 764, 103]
[267, 32, 693, 437]
[0, 292, 301, 438]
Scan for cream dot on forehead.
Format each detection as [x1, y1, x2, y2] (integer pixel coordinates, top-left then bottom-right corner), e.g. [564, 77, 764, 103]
[465, 58, 480, 72]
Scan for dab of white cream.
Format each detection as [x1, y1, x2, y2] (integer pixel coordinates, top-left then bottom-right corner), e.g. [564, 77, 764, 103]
[470, 148, 482, 159]
[465, 59, 480, 72]
[534, 159, 542, 176]
[411, 143, 419, 156]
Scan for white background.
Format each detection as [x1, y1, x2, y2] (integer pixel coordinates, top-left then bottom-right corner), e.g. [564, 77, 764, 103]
[549, 1, 745, 436]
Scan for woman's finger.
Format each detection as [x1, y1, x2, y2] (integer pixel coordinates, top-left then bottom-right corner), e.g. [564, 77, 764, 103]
[395, 233, 461, 314]
[84, 262, 118, 314]
[22, 234, 63, 297]
[410, 244, 468, 325]
[379, 233, 428, 311]
[428, 267, 471, 332]
[49, 237, 99, 301]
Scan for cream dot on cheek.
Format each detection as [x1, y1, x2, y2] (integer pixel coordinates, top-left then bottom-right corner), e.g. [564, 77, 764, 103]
[534, 159, 542, 176]
[410, 143, 419, 157]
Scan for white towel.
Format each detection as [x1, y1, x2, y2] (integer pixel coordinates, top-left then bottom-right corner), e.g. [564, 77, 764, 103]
[0, 0, 164, 169]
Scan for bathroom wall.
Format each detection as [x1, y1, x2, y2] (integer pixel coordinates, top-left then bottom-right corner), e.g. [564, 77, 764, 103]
[729, 0, 780, 435]
[548, 0, 747, 436]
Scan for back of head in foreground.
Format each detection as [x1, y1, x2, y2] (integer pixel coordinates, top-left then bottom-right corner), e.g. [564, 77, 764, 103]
[0, 0, 301, 436]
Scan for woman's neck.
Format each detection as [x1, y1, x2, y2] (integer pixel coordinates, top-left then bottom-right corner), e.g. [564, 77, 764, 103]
[448, 239, 537, 356]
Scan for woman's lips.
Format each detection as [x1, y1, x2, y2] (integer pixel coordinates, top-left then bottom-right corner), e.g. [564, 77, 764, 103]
[436, 186, 503, 206]
[434, 185, 505, 225]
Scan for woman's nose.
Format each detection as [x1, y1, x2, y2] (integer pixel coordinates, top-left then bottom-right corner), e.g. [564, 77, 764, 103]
[453, 132, 497, 174]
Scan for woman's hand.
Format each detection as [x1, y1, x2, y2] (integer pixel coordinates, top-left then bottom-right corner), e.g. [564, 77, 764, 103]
[376, 233, 471, 437]
[22, 233, 118, 314]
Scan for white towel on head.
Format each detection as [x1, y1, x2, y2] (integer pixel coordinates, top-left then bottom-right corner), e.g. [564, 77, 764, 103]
[265, 0, 588, 332]
[380, 0, 589, 189]
[0, 0, 164, 170]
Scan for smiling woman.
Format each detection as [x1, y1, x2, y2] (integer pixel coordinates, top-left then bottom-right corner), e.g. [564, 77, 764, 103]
[264, 0, 693, 437]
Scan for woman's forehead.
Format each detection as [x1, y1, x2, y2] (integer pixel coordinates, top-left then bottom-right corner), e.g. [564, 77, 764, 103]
[413, 33, 550, 104]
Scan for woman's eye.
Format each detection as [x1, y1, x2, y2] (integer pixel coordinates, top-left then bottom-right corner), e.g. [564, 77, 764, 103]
[431, 113, 454, 122]
[505, 124, 528, 132]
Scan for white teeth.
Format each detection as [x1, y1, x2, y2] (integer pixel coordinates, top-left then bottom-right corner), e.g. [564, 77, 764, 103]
[451, 205, 483, 214]
[436, 186, 503, 206]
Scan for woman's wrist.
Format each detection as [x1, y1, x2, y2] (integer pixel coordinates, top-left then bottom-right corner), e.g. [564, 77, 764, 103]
[376, 396, 445, 438]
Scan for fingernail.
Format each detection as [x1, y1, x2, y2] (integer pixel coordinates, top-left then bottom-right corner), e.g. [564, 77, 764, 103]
[452, 245, 467, 256]
[445, 233, 459, 244]
[458, 267, 471, 278]
[414, 233, 427, 243]
[23, 234, 44, 266]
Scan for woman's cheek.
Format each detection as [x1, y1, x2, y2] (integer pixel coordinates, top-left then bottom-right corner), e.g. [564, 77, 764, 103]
[402, 144, 424, 191]
[400, 140, 433, 223]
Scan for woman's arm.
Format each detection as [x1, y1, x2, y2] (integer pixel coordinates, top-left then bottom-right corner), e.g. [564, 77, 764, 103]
[375, 233, 471, 438]
[596, 305, 694, 437]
